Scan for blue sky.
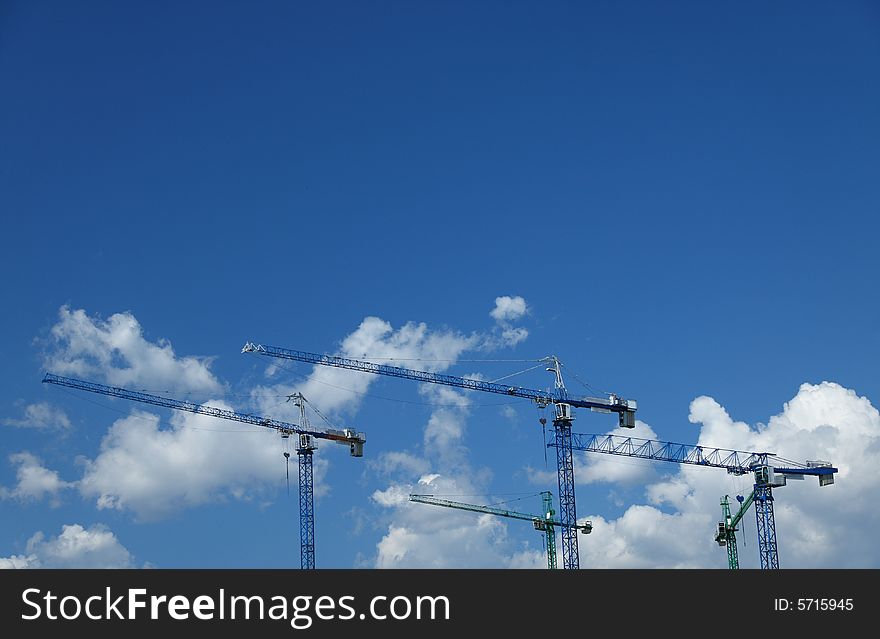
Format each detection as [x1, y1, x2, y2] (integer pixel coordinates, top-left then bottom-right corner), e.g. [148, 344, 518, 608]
[1, 1, 878, 569]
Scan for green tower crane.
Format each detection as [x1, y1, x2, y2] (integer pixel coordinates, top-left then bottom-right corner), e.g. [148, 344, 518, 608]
[409, 491, 591, 569]
[715, 491, 756, 569]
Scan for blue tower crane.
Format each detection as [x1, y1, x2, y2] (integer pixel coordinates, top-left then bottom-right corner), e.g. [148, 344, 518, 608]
[551, 432, 837, 568]
[42, 373, 366, 569]
[242, 342, 638, 569]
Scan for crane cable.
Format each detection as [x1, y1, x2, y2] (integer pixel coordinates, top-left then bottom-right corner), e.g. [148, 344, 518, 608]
[538, 406, 549, 468]
[427, 492, 546, 509]
[343, 356, 542, 363]
[282, 432, 291, 497]
[297, 395, 338, 431]
[486, 493, 545, 508]
[487, 362, 548, 384]
[559, 361, 613, 397]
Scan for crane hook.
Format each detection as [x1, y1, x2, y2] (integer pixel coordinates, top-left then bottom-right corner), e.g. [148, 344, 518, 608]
[539, 417, 548, 467]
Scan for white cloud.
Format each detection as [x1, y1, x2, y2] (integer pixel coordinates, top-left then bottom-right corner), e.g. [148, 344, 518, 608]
[370, 451, 431, 477]
[506, 548, 547, 569]
[44, 306, 221, 394]
[500, 327, 529, 347]
[487, 296, 530, 347]
[524, 465, 557, 486]
[77, 403, 313, 521]
[0, 554, 34, 569]
[418, 473, 441, 485]
[372, 484, 412, 508]
[421, 386, 471, 467]
[490, 296, 528, 322]
[0, 524, 134, 568]
[578, 507, 706, 568]
[2, 403, 71, 429]
[577, 382, 880, 568]
[0, 452, 73, 505]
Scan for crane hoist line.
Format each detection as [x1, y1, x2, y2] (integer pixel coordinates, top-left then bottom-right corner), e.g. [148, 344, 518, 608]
[243, 341, 638, 570]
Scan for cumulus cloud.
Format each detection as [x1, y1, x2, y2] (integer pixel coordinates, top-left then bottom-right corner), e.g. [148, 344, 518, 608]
[0, 452, 73, 505]
[77, 404, 307, 521]
[0, 524, 134, 568]
[577, 382, 880, 568]
[0, 555, 33, 569]
[487, 296, 530, 347]
[421, 386, 471, 468]
[44, 306, 221, 394]
[490, 296, 528, 322]
[2, 403, 71, 429]
[499, 327, 529, 347]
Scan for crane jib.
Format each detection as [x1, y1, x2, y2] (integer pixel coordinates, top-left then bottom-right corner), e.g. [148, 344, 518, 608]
[553, 432, 838, 478]
[41, 373, 365, 446]
[242, 343, 633, 413]
[409, 495, 591, 532]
